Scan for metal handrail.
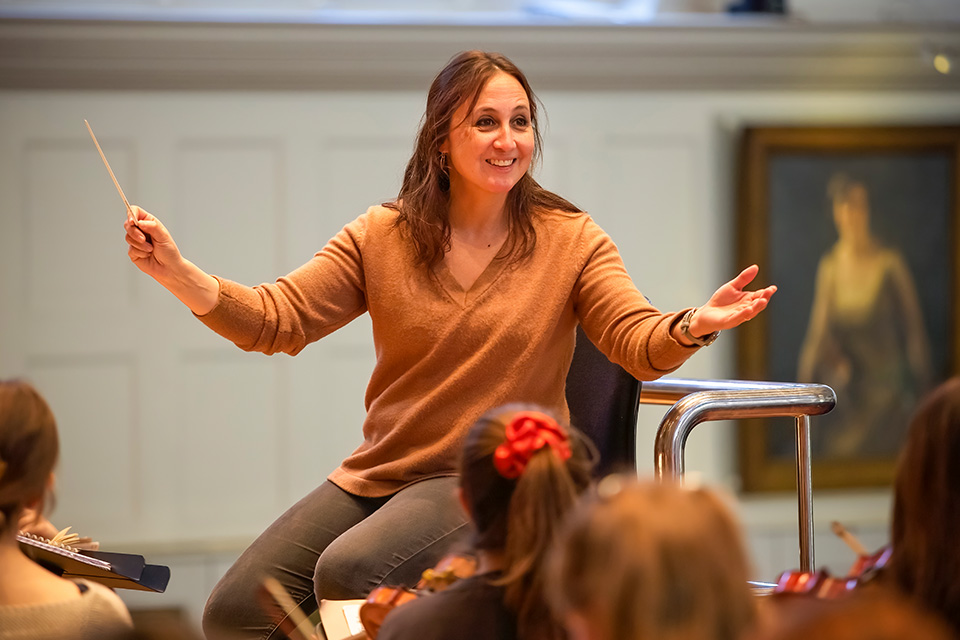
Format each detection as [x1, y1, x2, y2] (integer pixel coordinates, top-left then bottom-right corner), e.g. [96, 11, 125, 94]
[640, 378, 837, 573]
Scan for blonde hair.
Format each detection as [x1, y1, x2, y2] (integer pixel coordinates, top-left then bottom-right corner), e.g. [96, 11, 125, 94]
[548, 478, 756, 640]
[0, 380, 59, 533]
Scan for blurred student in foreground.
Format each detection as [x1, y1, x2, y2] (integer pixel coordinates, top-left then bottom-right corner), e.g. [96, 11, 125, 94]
[774, 591, 955, 640]
[0, 379, 133, 640]
[548, 477, 756, 640]
[888, 375, 960, 635]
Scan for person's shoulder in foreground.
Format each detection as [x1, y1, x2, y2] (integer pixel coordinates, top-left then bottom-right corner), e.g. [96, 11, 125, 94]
[377, 573, 517, 640]
[0, 578, 133, 640]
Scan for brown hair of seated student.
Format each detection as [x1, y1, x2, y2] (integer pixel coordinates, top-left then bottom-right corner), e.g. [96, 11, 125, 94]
[460, 405, 595, 640]
[775, 591, 956, 640]
[890, 376, 960, 635]
[0, 379, 59, 534]
[548, 478, 756, 640]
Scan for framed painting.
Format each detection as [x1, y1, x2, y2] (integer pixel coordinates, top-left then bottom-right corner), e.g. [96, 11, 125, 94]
[736, 125, 960, 492]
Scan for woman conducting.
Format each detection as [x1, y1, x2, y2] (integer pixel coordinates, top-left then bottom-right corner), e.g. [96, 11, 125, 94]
[122, 50, 776, 639]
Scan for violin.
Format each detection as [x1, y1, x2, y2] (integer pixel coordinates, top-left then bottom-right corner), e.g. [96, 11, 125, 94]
[772, 521, 891, 599]
[359, 553, 477, 639]
[358, 586, 420, 639]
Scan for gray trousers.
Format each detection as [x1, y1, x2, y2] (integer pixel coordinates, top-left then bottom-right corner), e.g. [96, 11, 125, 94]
[202, 477, 470, 640]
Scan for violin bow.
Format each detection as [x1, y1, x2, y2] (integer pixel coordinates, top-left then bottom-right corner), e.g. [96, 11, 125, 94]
[261, 577, 315, 640]
[831, 520, 869, 556]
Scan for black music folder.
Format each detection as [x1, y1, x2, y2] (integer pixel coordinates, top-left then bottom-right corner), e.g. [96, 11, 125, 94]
[18, 533, 171, 593]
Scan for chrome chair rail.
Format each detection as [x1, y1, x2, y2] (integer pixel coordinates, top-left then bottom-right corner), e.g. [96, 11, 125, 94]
[640, 378, 837, 573]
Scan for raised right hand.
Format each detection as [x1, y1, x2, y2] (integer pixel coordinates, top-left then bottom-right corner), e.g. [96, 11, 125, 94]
[123, 205, 220, 315]
[124, 205, 184, 282]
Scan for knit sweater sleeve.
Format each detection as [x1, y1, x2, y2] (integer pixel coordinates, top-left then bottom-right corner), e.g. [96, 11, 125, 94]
[573, 216, 698, 380]
[194, 212, 370, 356]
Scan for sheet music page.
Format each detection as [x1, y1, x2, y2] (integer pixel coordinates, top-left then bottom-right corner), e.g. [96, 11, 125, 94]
[319, 599, 366, 640]
[342, 604, 364, 636]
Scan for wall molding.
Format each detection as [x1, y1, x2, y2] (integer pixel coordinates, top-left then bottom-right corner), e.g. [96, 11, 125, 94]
[1, 18, 958, 92]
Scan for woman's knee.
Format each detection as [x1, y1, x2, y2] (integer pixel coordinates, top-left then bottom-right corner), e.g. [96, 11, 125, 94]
[313, 541, 380, 600]
[313, 536, 439, 600]
[314, 520, 471, 600]
[202, 575, 250, 639]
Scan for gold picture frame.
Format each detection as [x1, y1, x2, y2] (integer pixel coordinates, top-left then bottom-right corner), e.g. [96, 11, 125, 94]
[736, 125, 960, 492]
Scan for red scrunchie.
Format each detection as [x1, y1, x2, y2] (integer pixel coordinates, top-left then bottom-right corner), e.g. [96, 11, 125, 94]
[493, 411, 572, 479]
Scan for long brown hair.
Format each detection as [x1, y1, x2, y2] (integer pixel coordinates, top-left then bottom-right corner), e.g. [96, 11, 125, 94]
[460, 405, 594, 640]
[384, 50, 581, 267]
[548, 479, 756, 640]
[0, 380, 59, 534]
[890, 376, 960, 634]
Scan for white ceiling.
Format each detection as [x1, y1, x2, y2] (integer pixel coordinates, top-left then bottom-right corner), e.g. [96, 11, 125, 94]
[0, 0, 957, 25]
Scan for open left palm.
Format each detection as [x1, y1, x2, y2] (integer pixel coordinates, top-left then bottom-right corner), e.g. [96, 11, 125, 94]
[693, 264, 777, 336]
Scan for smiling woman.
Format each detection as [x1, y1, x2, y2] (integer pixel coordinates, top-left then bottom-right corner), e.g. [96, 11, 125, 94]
[443, 73, 535, 198]
[441, 69, 538, 289]
[120, 49, 776, 640]
[382, 51, 579, 272]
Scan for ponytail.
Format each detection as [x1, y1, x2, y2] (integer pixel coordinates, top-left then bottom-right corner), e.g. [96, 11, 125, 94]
[499, 446, 591, 640]
[461, 406, 595, 640]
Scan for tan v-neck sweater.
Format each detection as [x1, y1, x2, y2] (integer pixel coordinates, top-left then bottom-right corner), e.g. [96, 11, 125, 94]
[198, 206, 699, 496]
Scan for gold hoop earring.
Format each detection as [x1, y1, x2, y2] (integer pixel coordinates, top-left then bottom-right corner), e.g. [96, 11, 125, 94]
[438, 152, 450, 192]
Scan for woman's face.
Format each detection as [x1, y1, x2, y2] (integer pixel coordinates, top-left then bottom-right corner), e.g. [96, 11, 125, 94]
[833, 182, 871, 241]
[440, 72, 535, 203]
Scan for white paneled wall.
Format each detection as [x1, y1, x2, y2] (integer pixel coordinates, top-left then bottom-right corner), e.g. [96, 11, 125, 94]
[2, 88, 959, 629]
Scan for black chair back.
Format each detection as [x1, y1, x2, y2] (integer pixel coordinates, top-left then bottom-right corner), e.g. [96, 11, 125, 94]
[565, 326, 642, 476]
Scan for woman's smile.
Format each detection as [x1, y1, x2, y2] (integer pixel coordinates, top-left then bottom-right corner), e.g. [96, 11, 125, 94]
[441, 71, 535, 205]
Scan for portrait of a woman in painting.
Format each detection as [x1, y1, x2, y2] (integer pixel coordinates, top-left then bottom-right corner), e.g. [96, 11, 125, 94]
[797, 173, 932, 458]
